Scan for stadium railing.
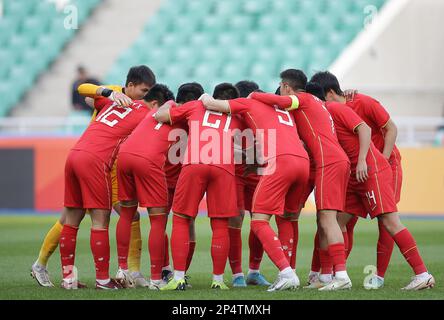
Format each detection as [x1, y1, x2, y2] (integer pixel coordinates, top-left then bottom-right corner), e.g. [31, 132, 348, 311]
[0, 116, 443, 147]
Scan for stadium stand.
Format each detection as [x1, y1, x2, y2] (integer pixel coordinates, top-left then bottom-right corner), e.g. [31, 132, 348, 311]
[0, 0, 102, 117]
[105, 0, 387, 92]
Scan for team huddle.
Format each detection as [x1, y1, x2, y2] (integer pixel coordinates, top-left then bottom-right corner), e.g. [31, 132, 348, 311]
[30, 65, 435, 292]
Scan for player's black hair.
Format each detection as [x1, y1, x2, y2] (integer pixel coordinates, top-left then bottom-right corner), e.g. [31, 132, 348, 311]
[176, 82, 204, 104]
[280, 69, 307, 91]
[213, 83, 240, 100]
[305, 82, 326, 101]
[235, 80, 259, 98]
[125, 65, 156, 87]
[310, 71, 344, 96]
[275, 87, 281, 95]
[144, 84, 175, 105]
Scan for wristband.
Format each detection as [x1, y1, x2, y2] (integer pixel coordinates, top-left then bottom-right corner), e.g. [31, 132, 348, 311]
[102, 88, 113, 98]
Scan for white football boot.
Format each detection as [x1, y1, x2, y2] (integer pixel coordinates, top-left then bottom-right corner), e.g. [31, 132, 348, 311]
[319, 277, 352, 291]
[115, 268, 135, 288]
[31, 263, 54, 287]
[401, 273, 435, 291]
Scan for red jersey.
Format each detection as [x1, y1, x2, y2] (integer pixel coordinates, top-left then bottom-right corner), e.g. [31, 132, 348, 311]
[169, 100, 242, 175]
[346, 93, 401, 165]
[325, 102, 390, 175]
[72, 97, 149, 168]
[227, 98, 308, 162]
[119, 108, 184, 169]
[250, 92, 348, 168]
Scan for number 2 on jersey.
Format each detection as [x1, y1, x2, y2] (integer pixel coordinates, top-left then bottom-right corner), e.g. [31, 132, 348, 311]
[96, 103, 133, 127]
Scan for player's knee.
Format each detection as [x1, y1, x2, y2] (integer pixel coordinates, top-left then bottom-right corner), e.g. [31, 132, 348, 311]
[121, 200, 138, 207]
[229, 215, 244, 228]
[379, 213, 403, 235]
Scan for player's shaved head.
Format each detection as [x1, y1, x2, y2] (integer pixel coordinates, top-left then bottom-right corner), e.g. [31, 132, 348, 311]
[213, 83, 240, 100]
[144, 84, 175, 106]
[235, 80, 259, 98]
[176, 82, 204, 104]
[310, 71, 343, 96]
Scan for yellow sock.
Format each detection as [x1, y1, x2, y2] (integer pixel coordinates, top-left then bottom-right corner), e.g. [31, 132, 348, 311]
[128, 220, 142, 273]
[37, 220, 63, 267]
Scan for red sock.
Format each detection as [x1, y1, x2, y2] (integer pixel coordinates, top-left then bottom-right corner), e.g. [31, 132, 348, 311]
[116, 206, 137, 270]
[393, 228, 427, 275]
[186, 241, 196, 272]
[163, 233, 170, 268]
[91, 228, 110, 280]
[149, 214, 168, 281]
[171, 215, 190, 272]
[377, 219, 395, 277]
[275, 216, 293, 265]
[211, 218, 230, 275]
[342, 231, 349, 259]
[328, 243, 346, 272]
[346, 216, 358, 259]
[319, 249, 333, 275]
[311, 231, 321, 272]
[228, 227, 243, 274]
[251, 220, 290, 271]
[60, 224, 79, 279]
[248, 229, 263, 270]
[290, 220, 299, 269]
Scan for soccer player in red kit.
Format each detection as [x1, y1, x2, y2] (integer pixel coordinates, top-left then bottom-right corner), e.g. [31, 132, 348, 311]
[60, 77, 153, 289]
[228, 81, 270, 288]
[161, 83, 205, 284]
[311, 72, 400, 288]
[202, 86, 310, 292]
[115, 84, 176, 289]
[250, 69, 352, 290]
[155, 83, 241, 291]
[309, 77, 435, 290]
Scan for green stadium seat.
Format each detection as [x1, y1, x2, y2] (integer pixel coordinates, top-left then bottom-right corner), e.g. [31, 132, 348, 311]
[217, 32, 243, 47]
[0, 0, 103, 117]
[105, 0, 387, 93]
[228, 15, 253, 31]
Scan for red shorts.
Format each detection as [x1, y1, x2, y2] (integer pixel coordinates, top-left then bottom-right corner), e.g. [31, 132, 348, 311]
[252, 155, 310, 215]
[314, 161, 350, 212]
[64, 150, 112, 210]
[391, 162, 403, 204]
[167, 187, 175, 213]
[345, 166, 398, 219]
[236, 174, 259, 212]
[117, 153, 168, 208]
[172, 164, 238, 218]
[300, 166, 316, 209]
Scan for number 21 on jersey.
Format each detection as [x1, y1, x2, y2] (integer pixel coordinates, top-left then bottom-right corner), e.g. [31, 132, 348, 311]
[202, 110, 232, 132]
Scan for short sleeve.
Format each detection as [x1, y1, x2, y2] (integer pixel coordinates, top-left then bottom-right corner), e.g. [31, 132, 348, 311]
[169, 100, 195, 124]
[337, 106, 365, 133]
[361, 95, 390, 129]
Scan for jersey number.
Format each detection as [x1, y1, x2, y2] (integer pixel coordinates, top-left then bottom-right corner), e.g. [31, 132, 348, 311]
[96, 103, 133, 127]
[275, 108, 294, 127]
[202, 110, 232, 132]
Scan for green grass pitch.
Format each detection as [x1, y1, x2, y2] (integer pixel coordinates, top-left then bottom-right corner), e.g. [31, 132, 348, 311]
[0, 213, 442, 300]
